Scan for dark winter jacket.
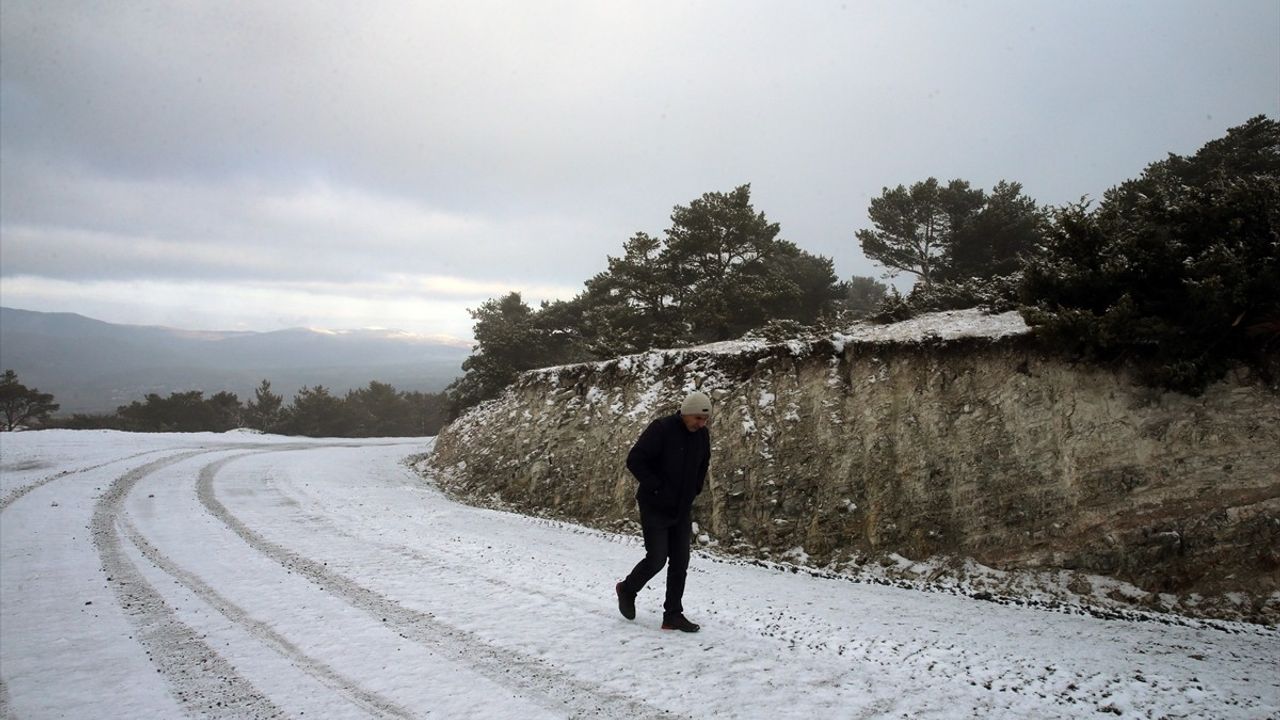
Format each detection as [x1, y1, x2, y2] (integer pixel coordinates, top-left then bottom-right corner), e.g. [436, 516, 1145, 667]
[626, 412, 711, 520]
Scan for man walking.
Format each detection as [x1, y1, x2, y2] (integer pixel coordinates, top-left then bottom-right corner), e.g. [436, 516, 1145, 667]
[615, 390, 712, 632]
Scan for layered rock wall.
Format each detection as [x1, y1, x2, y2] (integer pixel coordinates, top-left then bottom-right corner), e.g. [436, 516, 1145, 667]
[426, 312, 1280, 619]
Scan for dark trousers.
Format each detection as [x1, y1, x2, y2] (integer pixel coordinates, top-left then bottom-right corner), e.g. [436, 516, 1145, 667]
[621, 507, 692, 614]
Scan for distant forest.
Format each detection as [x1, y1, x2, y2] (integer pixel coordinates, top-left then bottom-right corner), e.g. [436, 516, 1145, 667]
[447, 115, 1279, 414]
[0, 373, 448, 437]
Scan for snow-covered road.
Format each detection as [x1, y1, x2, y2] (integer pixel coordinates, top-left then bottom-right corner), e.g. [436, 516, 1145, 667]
[2, 431, 1276, 719]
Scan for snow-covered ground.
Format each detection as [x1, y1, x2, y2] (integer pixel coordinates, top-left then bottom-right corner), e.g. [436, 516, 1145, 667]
[1, 431, 1276, 719]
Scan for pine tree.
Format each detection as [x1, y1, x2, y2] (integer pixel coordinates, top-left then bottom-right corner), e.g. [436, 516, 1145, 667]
[245, 379, 284, 432]
[446, 292, 557, 415]
[843, 276, 889, 318]
[856, 178, 985, 288]
[446, 185, 843, 413]
[580, 232, 688, 356]
[0, 369, 60, 431]
[1021, 115, 1280, 393]
[664, 184, 786, 341]
[282, 385, 349, 437]
[346, 381, 412, 437]
[207, 391, 242, 432]
[944, 180, 1044, 281]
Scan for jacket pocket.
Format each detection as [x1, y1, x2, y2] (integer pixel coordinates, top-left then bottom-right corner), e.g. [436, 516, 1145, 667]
[638, 475, 671, 507]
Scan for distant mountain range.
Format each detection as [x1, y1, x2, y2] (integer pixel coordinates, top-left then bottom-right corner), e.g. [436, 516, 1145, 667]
[0, 307, 471, 414]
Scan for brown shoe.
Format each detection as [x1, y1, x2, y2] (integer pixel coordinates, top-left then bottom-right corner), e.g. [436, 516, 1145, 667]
[661, 612, 700, 632]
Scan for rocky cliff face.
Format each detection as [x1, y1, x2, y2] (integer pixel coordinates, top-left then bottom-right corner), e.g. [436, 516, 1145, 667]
[425, 311, 1280, 623]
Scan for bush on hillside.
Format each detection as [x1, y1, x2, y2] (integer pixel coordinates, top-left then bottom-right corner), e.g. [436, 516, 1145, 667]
[1020, 115, 1280, 394]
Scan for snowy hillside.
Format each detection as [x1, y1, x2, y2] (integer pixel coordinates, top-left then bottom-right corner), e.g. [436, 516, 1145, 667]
[1, 430, 1277, 718]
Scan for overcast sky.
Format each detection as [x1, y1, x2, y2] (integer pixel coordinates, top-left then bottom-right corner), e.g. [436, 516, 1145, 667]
[2, 1, 1277, 342]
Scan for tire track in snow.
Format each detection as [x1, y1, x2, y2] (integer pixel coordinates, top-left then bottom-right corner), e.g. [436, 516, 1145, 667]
[246, 473, 920, 714]
[91, 449, 288, 720]
[256, 476, 616, 628]
[0, 677, 13, 720]
[293, 471, 1273, 717]
[1, 447, 181, 512]
[116, 460, 417, 720]
[259, 466, 615, 617]
[264, 473, 1087, 713]
[199, 452, 679, 720]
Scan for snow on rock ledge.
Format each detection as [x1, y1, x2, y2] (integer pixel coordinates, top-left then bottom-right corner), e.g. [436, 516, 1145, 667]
[830, 308, 1029, 349]
[425, 310, 1280, 624]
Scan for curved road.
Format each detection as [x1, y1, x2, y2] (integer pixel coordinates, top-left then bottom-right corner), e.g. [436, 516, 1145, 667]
[2, 432, 1277, 718]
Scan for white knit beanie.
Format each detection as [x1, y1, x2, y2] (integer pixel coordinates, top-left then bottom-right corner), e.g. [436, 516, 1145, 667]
[680, 391, 712, 416]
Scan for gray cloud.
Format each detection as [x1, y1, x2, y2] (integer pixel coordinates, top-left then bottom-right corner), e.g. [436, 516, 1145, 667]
[2, 0, 1277, 337]
[0, 158, 599, 284]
